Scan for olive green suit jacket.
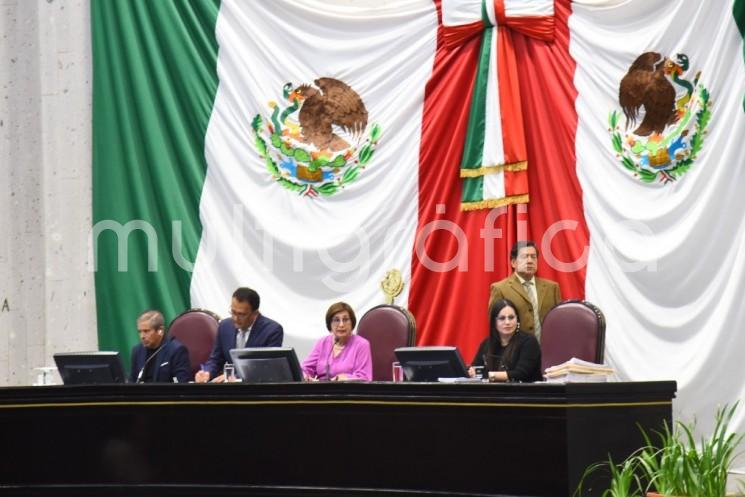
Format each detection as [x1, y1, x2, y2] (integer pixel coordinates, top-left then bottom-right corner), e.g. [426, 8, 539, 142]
[488, 273, 562, 336]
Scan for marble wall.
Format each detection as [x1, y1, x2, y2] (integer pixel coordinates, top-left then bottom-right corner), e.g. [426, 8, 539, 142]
[0, 0, 96, 386]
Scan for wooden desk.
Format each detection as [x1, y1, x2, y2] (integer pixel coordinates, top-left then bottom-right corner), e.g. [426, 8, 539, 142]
[0, 381, 675, 497]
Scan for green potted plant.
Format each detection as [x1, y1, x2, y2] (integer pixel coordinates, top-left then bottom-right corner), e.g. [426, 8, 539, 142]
[581, 454, 644, 497]
[642, 403, 743, 497]
[578, 403, 744, 497]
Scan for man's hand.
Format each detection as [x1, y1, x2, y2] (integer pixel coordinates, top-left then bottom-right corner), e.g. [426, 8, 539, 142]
[195, 370, 210, 383]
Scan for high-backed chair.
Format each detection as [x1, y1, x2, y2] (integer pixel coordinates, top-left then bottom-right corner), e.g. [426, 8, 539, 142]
[356, 304, 416, 381]
[540, 300, 606, 374]
[168, 309, 220, 377]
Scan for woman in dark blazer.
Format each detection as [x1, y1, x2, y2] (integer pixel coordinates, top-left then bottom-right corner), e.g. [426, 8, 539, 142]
[469, 298, 542, 382]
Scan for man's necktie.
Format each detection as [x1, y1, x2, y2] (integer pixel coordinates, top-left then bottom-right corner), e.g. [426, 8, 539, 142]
[236, 330, 247, 349]
[523, 280, 541, 342]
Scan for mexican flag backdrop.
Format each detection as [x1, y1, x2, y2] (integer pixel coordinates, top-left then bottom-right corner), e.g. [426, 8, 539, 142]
[93, 0, 745, 419]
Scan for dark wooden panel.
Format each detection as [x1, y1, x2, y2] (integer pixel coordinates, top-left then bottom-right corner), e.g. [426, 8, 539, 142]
[0, 381, 676, 497]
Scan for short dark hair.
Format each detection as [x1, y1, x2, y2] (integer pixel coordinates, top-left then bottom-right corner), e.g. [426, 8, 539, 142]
[232, 287, 260, 311]
[137, 310, 164, 331]
[510, 240, 538, 261]
[325, 302, 357, 331]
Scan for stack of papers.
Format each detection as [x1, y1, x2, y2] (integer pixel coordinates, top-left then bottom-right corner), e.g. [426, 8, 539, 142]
[544, 357, 614, 383]
[437, 377, 484, 383]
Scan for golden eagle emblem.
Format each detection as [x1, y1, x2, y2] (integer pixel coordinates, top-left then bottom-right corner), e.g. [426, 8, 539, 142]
[252, 77, 380, 197]
[294, 78, 368, 152]
[619, 52, 679, 137]
[610, 52, 710, 184]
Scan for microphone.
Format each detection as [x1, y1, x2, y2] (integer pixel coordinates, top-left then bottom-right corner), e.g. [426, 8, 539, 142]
[136, 340, 167, 383]
[325, 337, 339, 381]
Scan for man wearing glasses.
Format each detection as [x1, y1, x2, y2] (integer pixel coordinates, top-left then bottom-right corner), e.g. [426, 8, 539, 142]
[195, 287, 283, 382]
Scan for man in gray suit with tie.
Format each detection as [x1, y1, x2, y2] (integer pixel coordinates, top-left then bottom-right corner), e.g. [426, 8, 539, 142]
[488, 241, 561, 342]
[195, 287, 283, 382]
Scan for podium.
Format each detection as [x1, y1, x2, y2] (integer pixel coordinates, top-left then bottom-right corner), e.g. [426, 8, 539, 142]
[0, 381, 675, 496]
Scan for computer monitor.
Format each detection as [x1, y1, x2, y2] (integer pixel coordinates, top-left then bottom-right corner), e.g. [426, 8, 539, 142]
[229, 347, 303, 383]
[53, 351, 127, 385]
[394, 346, 469, 382]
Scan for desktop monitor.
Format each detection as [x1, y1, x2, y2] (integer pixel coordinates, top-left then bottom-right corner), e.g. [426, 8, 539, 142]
[53, 351, 127, 385]
[394, 346, 469, 382]
[229, 347, 303, 383]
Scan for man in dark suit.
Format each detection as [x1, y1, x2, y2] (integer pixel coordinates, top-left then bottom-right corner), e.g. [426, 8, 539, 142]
[130, 310, 191, 383]
[195, 287, 283, 382]
[488, 241, 562, 342]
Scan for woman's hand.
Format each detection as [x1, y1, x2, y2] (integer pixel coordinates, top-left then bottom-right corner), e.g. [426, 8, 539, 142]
[488, 371, 509, 382]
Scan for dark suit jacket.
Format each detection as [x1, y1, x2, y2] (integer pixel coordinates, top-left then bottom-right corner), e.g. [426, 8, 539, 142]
[488, 273, 561, 336]
[203, 313, 283, 378]
[129, 337, 191, 383]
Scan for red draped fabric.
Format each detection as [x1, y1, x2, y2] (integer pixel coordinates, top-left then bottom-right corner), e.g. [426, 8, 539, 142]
[512, 0, 587, 303]
[496, 23, 527, 165]
[442, 21, 483, 48]
[409, 0, 587, 362]
[507, 16, 555, 41]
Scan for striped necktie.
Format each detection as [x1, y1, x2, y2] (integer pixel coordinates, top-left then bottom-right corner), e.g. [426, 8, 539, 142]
[236, 329, 247, 349]
[523, 280, 541, 342]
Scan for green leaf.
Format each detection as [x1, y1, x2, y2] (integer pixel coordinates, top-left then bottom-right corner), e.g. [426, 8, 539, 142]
[265, 156, 278, 175]
[638, 169, 657, 183]
[370, 123, 381, 142]
[689, 133, 704, 157]
[255, 136, 266, 156]
[271, 134, 282, 148]
[276, 177, 304, 193]
[293, 148, 310, 162]
[699, 86, 710, 102]
[289, 183, 306, 193]
[317, 182, 338, 196]
[331, 155, 347, 168]
[671, 159, 691, 176]
[310, 156, 330, 169]
[609, 111, 619, 129]
[342, 166, 359, 183]
[280, 141, 292, 155]
[621, 156, 636, 171]
[251, 114, 263, 132]
[359, 144, 373, 165]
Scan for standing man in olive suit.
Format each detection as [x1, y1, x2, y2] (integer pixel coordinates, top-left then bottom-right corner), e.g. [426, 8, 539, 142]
[488, 241, 562, 342]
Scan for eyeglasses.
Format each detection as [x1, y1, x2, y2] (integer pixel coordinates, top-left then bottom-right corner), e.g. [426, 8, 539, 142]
[331, 317, 352, 325]
[496, 315, 517, 321]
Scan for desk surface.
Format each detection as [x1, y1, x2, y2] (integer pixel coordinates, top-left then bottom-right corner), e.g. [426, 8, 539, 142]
[0, 381, 676, 497]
